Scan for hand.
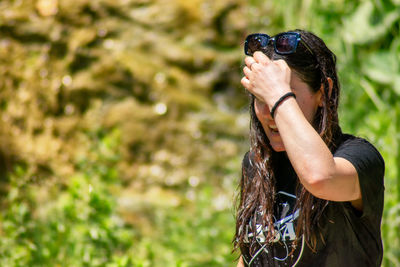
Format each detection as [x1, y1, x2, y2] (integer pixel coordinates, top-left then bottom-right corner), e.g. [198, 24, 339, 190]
[241, 51, 293, 109]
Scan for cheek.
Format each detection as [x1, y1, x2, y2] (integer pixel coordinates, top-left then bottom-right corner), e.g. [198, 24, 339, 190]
[297, 97, 319, 123]
[254, 101, 270, 121]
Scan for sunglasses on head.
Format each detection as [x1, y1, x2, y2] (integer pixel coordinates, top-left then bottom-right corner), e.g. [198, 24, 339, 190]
[244, 32, 314, 56]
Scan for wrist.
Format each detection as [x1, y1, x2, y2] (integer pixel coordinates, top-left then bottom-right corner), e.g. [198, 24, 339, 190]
[264, 86, 292, 109]
[270, 92, 296, 119]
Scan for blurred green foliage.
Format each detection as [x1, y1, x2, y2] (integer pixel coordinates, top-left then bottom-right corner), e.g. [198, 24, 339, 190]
[0, 0, 399, 266]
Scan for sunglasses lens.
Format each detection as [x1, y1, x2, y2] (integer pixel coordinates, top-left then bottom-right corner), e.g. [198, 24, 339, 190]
[275, 33, 299, 54]
[245, 34, 270, 55]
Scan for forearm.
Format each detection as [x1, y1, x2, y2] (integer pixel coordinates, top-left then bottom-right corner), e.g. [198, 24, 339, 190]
[242, 52, 360, 202]
[273, 98, 336, 197]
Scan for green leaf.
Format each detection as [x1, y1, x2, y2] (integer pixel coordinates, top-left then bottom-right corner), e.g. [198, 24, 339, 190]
[363, 51, 398, 84]
[362, 51, 400, 96]
[342, 2, 400, 44]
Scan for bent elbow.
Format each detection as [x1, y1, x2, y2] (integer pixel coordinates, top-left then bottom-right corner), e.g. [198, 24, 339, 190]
[302, 172, 333, 199]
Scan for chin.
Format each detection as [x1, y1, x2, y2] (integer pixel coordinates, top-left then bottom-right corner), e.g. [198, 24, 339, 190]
[271, 144, 286, 152]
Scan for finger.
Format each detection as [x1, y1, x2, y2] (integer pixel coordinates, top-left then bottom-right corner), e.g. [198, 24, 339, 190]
[241, 76, 251, 89]
[274, 59, 289, 71]
[244, 56, 257, 68]
[274, 59, 292, 81]
[253, 51, 271, 65]
[243, 66, 252, 78]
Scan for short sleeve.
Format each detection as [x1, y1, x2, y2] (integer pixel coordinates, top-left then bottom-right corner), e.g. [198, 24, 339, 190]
[333, 135, 385, 220]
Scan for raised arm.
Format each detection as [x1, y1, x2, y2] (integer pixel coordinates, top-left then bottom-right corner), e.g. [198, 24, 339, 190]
[271, 95, 361, 203]
[241, 51, 361, 208]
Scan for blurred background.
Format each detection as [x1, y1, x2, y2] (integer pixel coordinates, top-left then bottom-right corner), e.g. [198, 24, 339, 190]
[0, 0, 399, 266]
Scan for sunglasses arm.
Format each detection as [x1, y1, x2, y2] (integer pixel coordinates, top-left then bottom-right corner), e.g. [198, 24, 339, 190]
[299, 38, 314, 56]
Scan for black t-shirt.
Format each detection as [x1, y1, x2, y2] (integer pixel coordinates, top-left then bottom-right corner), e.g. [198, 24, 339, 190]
[239, 134, 385, 267]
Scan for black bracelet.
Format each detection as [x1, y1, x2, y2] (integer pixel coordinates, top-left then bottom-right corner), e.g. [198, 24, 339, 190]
[270, 92, 296, 119]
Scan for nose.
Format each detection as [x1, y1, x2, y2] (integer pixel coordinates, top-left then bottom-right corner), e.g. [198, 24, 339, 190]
[264, 106, 273, 120]
[261, 103, 273, 121]
[255, 99, 274, 121]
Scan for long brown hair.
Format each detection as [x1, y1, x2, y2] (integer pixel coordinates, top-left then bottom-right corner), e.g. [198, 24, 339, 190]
[233, 29, 342, 256]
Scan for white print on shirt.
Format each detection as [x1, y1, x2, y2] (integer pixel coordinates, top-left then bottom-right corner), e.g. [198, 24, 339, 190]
[244, 191, 299, 243]
[242, 191, 305, 266]
[244, 209, 299, 243]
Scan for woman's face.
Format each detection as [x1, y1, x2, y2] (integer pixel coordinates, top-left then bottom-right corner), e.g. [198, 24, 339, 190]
[254, 70, 322, 152]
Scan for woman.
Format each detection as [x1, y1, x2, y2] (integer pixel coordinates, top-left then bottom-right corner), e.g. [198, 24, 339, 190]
[233, 30, 385, 267]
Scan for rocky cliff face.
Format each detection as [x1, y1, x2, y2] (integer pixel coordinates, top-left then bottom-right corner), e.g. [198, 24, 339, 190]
[0, 0, 249, 184]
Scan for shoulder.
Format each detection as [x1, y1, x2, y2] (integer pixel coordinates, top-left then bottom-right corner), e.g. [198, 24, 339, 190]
[334, 134, 385, 174]
[334, 134, 385, 218]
